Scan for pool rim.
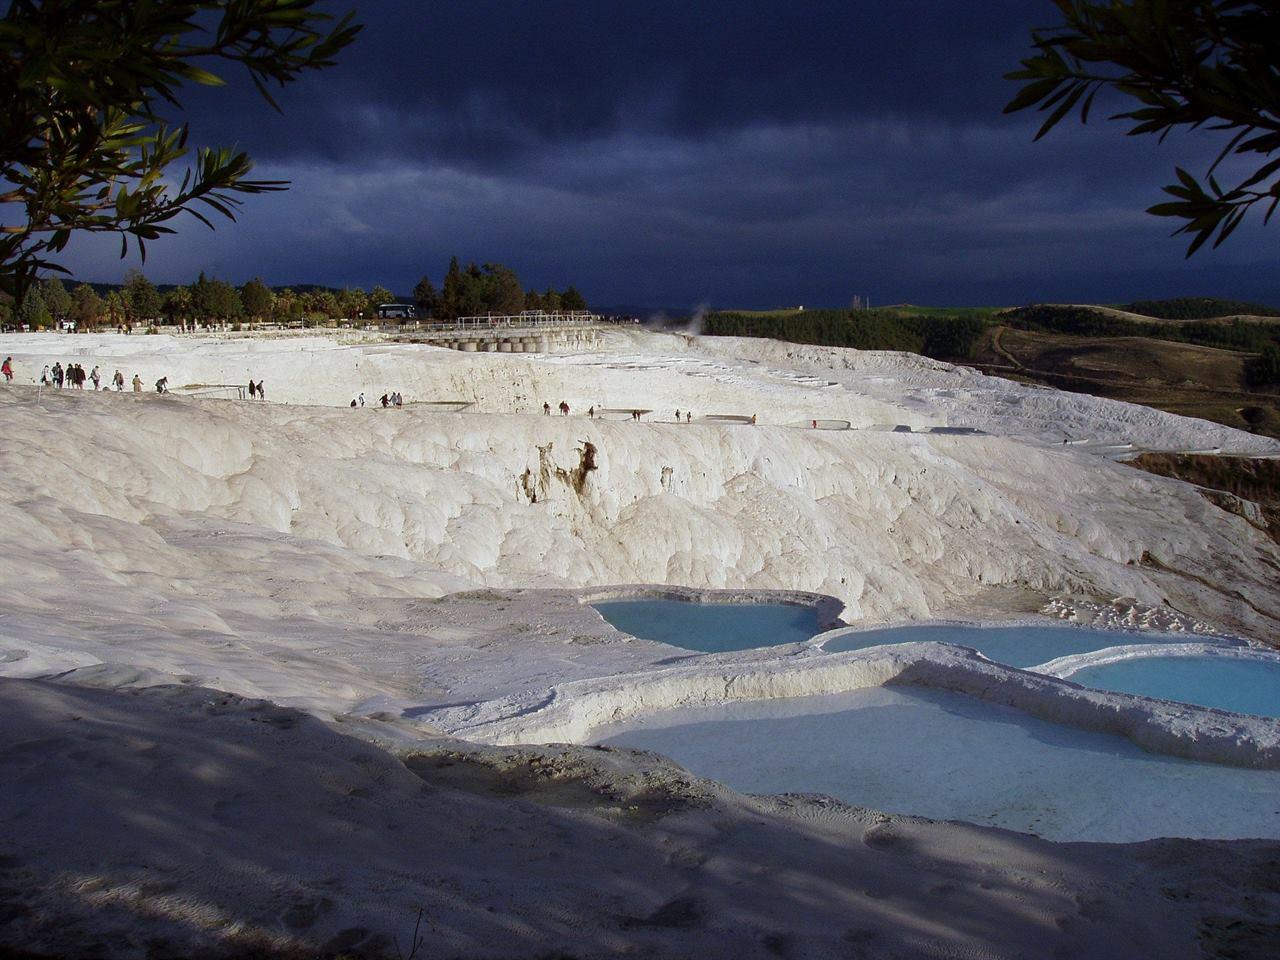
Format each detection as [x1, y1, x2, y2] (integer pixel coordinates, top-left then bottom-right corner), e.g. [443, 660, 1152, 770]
[810, 616, 1251, 655]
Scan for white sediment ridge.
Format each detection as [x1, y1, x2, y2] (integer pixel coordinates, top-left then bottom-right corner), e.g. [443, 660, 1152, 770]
[2, 328, 1279, 958]
[428, 620, 1280, 768]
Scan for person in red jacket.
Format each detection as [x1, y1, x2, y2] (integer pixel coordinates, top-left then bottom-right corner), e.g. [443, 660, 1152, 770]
[1, 357, 12, 382]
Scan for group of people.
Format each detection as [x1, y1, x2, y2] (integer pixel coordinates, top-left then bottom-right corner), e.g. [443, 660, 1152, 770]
[349, 391, 404, 408]
[41, 361, 94, 389]
[38, 362, 142, 392]
[538, 403, 701, 423]
[9, 359, 766, 427]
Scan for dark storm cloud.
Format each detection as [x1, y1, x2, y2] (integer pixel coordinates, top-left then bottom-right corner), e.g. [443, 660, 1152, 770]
[187, 0, 1037, 167]
[59, 0, 1280, 307]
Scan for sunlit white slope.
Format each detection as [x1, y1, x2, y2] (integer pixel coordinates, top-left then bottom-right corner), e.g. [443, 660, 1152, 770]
[1, 387, 1274, 644]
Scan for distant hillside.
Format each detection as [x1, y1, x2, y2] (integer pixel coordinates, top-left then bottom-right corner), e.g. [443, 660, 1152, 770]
[971, 325, 1280, 438]
[705, 303, 1280, 375]
[704, 301, 1280, 438]
[1123, 297, 1280, 321]
[1000, 304, 1280, 368]
[703, 308, 989, 361]
[882, 304, 1006, 320]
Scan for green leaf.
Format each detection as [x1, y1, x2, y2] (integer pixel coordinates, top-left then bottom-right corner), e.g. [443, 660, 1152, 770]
[1004, 77, 1064, 114]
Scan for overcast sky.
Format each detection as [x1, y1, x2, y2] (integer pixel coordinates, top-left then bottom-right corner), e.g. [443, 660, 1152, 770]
[57, 0, 1280, 310]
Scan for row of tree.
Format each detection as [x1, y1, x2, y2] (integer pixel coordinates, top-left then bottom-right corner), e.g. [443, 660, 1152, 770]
[5, 272, 397, 328]
[411, 257, 587, 321]
[1002, 304, 1280, 355]
[704, 309, 989, 361]
[6, 260, 589, 329]
[1121, 298, 1280, 321]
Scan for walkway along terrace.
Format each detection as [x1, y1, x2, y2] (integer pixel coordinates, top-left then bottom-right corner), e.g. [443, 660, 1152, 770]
[395, 310, 626, 352]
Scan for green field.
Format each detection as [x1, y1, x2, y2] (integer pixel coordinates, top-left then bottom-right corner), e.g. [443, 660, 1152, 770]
[881, 304, 1007, 320]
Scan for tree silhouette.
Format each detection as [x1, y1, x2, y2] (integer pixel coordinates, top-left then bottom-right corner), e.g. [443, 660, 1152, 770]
[1006, 1, 1280, 255]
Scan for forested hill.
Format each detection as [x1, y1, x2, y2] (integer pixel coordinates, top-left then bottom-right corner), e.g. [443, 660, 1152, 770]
[1121, 298, 1280, 320]
[704, 309, 988, 362]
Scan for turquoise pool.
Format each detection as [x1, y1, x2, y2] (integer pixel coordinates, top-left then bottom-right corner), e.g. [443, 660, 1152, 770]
[1067, 655, 1280, 718]
[822, 624, 1199, 668]
[592, 599, 820, 653]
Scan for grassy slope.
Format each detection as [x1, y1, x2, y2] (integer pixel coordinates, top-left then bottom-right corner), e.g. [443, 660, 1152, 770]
[884, 304, 1006, 320]
[709, 300, 1280, 438]
[1028, 303, 1280, 326]
[970, 326, 1280, 439]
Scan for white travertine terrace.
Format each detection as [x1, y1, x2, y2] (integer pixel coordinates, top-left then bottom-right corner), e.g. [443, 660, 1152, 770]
[2, 328, 1279, 958]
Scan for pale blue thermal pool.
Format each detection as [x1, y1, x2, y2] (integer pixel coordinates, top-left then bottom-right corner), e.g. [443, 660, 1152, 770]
[1066, 655, 1280, 718]
[822, 623, 1200, 668]
[585, 604, 1280, 841]
[592, 599, 820, 653]
[592, 687, 1280, 842]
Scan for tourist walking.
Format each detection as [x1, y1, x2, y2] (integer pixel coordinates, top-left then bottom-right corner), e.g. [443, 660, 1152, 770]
[588, 406, 595, 419]
[380, 393, 389, 408]
[543, 401, 550, 415]
[559, 400, 569, 415]
[132, 374, 142, 393]
[675, 409, 680, 422]
[155, 376, 168, 394]
[256, 381, 265, 401]
[358, 392, 365, 407]
[73, 364, 85, 388]
[686, 411, 692, 423]
[248, 379, 256, 400]
[90, 366, 100, 390]
[113, 370, 124, 391]
[52, 362, 63, 388]
[40, 364, 49, 385]
[1, 357, 12, 383]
